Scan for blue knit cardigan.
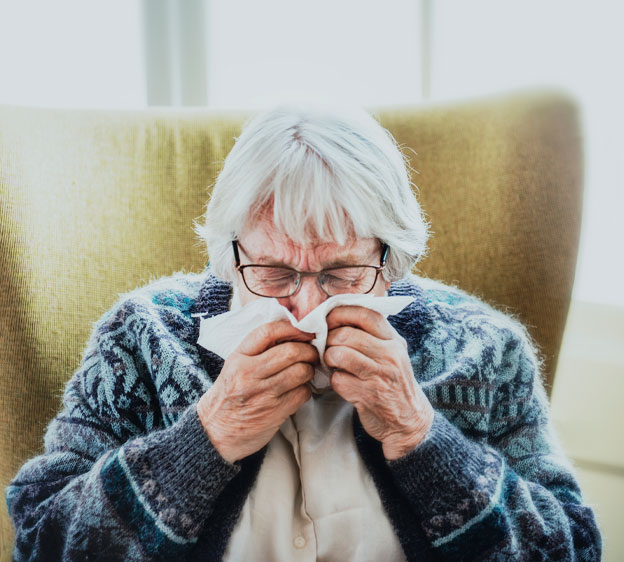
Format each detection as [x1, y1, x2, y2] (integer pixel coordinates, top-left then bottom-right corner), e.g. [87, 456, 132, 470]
[6, 271, 601, 561]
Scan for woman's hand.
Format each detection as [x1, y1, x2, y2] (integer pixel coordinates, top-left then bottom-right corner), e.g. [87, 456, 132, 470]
[197, 320, 318, 463]
[325, 306, 434, 460]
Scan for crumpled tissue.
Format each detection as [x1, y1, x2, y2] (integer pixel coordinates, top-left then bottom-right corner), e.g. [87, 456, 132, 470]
[197, 293, 414, 394]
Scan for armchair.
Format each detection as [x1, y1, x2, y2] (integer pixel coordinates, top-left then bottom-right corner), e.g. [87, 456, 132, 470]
[0, 91, 583, 557]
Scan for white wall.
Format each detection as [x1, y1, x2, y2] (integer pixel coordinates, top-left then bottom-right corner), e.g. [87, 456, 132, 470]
[205, 0, 424, 109]
[0, 1, 145, 109]
[551, 300, 624, 562]
[429, 0, 624, 307]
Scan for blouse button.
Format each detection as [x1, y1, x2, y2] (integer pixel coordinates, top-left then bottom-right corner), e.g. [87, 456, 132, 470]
[293, 535, 306, 549]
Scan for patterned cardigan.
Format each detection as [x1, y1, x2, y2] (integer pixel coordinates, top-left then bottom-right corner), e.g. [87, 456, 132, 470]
[6, 271, 601, 561]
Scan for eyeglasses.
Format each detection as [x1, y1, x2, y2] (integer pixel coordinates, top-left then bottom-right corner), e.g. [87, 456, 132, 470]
[233, 240, 389, 298]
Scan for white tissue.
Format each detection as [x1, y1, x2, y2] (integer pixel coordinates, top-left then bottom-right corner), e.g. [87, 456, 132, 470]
[197, 293, 414, 394]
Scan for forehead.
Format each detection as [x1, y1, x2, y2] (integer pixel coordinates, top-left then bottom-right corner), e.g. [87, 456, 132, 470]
[239, 218, 379, 266]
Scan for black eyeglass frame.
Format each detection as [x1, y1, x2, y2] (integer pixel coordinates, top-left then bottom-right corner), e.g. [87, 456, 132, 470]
[232, 240, 389, 298]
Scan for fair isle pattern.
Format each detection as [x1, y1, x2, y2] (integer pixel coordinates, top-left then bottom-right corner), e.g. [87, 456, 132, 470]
[6, 272, 601, 561]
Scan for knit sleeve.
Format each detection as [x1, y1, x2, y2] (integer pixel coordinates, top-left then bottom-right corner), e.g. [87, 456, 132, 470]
[386, 319, 602, 561]
[5, 297, 241, 561]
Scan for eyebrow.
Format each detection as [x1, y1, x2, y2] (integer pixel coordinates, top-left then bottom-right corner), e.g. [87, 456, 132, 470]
[242, 247, 378, 269]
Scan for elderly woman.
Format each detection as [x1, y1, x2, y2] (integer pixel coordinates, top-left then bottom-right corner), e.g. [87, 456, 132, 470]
[7, 106, 600, 561]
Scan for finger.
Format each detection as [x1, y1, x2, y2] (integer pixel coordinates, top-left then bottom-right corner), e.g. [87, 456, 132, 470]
[264, 362, 315, 396]
[257, 343, 319, 379]
[324, 344, 379, 380]
[326, 306, 394, 340]
[330, 370, 363, 404]
[326, 325, 389, 358]
[238, 320, 315, 356]
[280, 383, 313, 416]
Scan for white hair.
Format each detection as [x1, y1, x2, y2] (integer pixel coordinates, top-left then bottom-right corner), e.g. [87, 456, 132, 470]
[195, 104, 429, 283]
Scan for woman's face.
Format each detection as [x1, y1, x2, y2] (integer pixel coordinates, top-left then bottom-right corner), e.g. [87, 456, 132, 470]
[236, 218, 391, 321]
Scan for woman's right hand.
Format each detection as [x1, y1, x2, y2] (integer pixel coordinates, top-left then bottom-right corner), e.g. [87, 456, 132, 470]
[196, 320, 318, 463]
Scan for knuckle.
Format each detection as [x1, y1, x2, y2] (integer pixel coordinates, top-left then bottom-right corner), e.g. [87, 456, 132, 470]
[263, 393, 281, 410]
[237, 357, 259, 382]
[302, 363, 315, 380]
[394, 334, 408, 350]
[331, 371, 351, 397]
[357, 306, 376, 324]
[289, 362, 312, 383]
[355, 307, 368, 322]
[230, 386, 250, 406]
[332, 347, 347, 365]
[308, 349, 320, 366]
[326, 308, 340, 325]
[333, 327, 350, 345]
[383, 339, 399, 357]
[287, 386, 309, 411]
[299, 385, 312, 402]
[330, 370, 343, 388]
[284, 343, 300, 363]
[292, 362, 306, 377]
[324, 347, 337, 366]
[262, 320, 289, 345]
[261, 322, 277, 342]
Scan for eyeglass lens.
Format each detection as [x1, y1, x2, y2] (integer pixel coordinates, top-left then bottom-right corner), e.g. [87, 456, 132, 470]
[241, 265, 379, 297]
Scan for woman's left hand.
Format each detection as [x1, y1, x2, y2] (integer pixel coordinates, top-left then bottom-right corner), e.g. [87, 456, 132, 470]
[324, 305, 434, 460]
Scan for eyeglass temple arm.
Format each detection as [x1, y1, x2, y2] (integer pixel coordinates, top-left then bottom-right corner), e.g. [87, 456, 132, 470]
[380, 243, 389, 267]
[232, 240, 241, 266]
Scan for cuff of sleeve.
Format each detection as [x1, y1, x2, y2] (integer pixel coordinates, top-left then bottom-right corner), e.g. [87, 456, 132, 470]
[120, 405, 242, 539]
[386, 412, 503, 529]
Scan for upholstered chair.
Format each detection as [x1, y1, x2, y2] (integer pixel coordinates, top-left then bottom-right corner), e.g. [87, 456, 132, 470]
[0, 91, 582, 558]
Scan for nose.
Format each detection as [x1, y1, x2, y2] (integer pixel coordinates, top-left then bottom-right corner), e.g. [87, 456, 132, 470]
[278, 276, 328, 321]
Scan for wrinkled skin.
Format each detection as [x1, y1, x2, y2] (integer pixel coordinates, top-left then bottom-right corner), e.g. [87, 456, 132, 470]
[197, 217, 434, 462]
[325, 305, 433, 459]
[197, 320, 318, 463]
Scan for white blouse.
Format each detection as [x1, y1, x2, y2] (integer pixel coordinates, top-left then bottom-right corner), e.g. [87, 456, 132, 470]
[223, 291, 406, 561]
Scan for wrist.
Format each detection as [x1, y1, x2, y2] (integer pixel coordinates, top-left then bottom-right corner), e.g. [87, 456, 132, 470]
[382, 408, 434, 461]
[196, 398, 238, 464]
